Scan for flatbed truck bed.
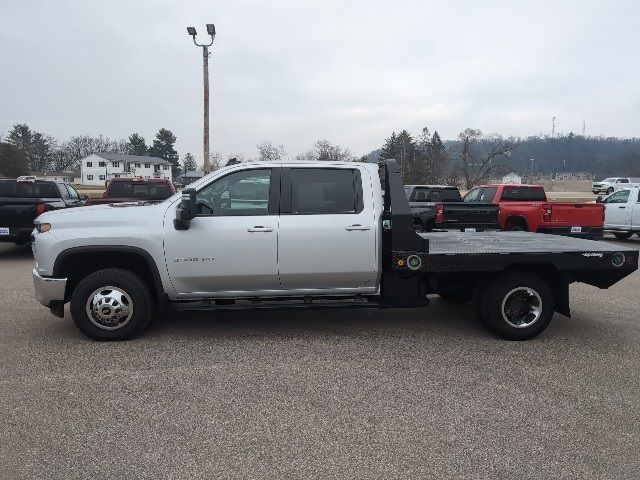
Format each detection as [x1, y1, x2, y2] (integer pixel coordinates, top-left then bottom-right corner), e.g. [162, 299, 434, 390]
[420, 231, 636, 283]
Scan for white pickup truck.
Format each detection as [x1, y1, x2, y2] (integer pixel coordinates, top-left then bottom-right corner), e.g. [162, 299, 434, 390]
[602, 187, 640, 239]
[592, 177, 640, 195]
[32, 160, 637, 341]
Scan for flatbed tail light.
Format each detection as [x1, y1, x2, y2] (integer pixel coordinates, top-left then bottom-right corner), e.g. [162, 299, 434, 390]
[435, 204, 444, 223]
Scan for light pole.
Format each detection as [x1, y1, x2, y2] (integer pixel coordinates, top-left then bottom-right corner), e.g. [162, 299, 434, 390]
[187, 24, 216, 175]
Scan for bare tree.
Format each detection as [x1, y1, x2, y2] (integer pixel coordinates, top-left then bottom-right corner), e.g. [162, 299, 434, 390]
[256, 141, 286, 162]
[55, 134, 127, 170]
[296, 139, 353, 162]
[458, 128, 482, 189]
[456, 129, 519, 188]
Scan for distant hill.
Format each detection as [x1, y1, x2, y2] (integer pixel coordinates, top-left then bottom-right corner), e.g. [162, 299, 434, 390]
[364, 134, 640, 178]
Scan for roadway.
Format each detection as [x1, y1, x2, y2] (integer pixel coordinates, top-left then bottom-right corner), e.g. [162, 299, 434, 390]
[1, 237, 639, 479]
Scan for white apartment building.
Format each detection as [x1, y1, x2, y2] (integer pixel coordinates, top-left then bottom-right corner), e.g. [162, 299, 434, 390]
[79, 153, 172, 186]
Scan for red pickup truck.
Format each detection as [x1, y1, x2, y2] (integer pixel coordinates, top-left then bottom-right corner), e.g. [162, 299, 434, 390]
[463, 184, 604, 238]
[86, 177, 176, 206]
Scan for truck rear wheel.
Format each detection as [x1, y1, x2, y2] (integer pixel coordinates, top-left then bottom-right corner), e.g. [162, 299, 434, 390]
[70, 268, 152, 341]
[480, 272, 554, 340]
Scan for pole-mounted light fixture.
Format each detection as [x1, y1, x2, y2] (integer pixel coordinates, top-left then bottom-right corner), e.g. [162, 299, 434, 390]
[186, 23, 216, 175]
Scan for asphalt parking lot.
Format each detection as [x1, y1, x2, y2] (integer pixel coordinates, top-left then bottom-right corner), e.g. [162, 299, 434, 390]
[1, 237, 640, 479]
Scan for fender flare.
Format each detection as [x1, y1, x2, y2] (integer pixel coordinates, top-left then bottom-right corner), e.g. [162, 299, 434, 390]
[52, 245, 167, 304]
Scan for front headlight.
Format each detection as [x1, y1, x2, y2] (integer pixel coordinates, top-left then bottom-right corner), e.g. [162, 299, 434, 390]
[35, 223, 52, 233]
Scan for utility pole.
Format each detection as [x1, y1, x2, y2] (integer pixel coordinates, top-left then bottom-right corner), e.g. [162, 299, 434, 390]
[187, 24, 216, 175]
[552, 116, 556, 137]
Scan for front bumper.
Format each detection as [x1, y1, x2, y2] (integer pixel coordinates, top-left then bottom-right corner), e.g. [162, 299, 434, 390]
[32, 268, 67, 307]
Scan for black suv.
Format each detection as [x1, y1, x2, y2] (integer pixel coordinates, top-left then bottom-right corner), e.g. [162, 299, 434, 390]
[0, 178, 87, 245]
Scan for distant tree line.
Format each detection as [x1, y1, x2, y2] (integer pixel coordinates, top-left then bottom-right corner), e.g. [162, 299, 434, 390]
[0, 124, 192, 178]
[374, 128, 640, 187]
[2, 121, 638, 185]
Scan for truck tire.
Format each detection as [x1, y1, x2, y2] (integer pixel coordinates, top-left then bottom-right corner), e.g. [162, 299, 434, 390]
[70, 268, 153, 341]
[613, 232, 633, 240]
[480, 272, 554, 340]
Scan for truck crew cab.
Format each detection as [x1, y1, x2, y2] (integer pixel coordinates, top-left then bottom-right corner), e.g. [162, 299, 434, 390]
[32, 160, 637, 341]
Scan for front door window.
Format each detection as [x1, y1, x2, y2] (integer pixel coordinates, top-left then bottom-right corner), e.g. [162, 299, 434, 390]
[196, 169, 271, 216]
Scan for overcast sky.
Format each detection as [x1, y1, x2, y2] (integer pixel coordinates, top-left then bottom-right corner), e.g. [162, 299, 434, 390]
[1, 0, 638, 163]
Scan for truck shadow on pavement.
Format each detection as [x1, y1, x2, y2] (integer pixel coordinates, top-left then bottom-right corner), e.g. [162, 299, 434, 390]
[0, 243, 33, 259]
[139, 297, 620, 348]
[143, 300, 503, 342]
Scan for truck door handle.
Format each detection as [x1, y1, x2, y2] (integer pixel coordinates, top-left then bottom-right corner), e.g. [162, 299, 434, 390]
[619, 206, 626, 209]
[345, 224, 370, 231]
[247, 226, 273, 232]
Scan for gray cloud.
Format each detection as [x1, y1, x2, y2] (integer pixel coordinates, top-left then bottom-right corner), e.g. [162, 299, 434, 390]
[1, 0, 638, 163]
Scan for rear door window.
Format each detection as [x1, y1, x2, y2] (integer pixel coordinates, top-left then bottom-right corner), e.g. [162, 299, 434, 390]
[109, 182, 172, 199]
[500, 186, 546, 201]
[290, 168, 361, 214]
[0, 181, 59, 198]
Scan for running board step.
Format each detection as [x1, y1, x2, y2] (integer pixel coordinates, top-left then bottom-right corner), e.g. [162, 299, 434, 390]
[174, 298, 429, 312]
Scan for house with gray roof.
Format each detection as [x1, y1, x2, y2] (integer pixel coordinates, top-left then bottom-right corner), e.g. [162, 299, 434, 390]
[79, 152, 172, 186]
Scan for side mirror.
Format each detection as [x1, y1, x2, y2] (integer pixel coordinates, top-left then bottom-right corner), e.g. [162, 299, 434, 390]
[174, 188, 197, 230]
[596, 196, 603, 203]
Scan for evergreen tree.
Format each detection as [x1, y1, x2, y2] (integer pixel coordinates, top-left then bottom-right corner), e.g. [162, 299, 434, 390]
[0, 142, 29, 177]
[183, 152, 197, 172]
[6, 124, 54, 172]
[426, 131, 447, 183]
[126, 133, 148, 155]
[149, 128, 181, 177]
[380, 132, 399, 161]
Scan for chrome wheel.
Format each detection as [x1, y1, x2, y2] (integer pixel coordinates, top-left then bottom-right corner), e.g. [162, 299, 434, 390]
[501, 287, 542, 328]
[85, 286, 133, 330]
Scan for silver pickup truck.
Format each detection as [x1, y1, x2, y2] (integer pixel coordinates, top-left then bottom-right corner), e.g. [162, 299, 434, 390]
[32, 160, 637, 341]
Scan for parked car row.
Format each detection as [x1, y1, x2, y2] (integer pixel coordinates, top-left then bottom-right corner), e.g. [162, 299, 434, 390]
[3, 174, 636, 249]
[0, 177, 87, 245]
[406, 183, 605, 239]
[0, 176, 176, 245]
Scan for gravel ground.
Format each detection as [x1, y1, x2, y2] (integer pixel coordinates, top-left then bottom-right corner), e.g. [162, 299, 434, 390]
[1, 237, 639, 479]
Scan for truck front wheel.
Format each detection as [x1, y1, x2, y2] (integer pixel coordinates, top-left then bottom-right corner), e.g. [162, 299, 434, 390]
[70, 268, 153, 341]
[480, 272, 554, 340]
